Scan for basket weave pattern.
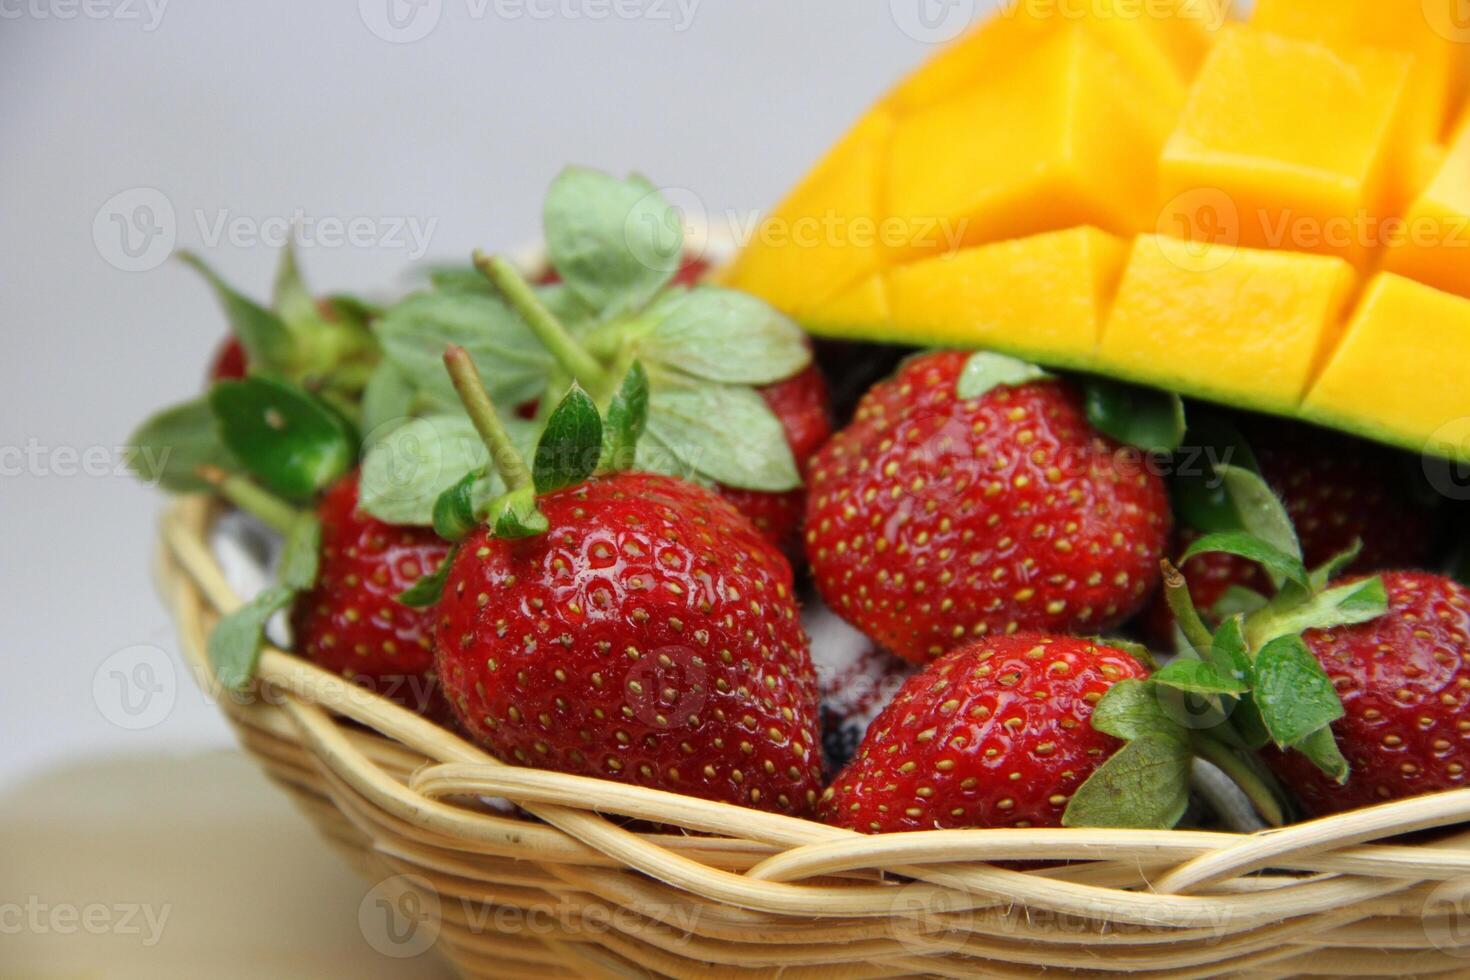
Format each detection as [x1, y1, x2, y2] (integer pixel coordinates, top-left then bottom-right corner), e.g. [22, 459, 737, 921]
[159, 496, 1470, 978]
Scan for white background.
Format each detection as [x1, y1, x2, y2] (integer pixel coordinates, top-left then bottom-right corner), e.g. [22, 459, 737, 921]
[0, 1, 1004, 789]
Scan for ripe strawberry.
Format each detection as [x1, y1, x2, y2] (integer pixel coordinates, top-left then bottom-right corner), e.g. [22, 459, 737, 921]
[1140, 422, 1439, 645]
[209, 337, 248, 382]
[1262, 572, 1470, 816]
[291, 471, 453, 716]
[716, 362, 833, 555]
[821, 634, 1147, 832]
[806, 351, 1170, 664]
[428, 346, 824, 816]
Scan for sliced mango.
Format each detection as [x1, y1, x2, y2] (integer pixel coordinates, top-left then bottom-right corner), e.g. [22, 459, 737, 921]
[1096, 235, 1356, 415]
[871, 227, 1127, 367]
[1252, 0, 1460, 154]
[1305, 274, 1470, 454]
[1157, 27, 1414, 267]
[885, 0, 1224, 112]
[888, 25, 1182, 261]
[721, 109, 894, 318]
[803, 274, 890, 334]
[1384, 122, 1470, 299]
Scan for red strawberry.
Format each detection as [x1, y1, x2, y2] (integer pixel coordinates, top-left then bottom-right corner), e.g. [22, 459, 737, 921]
[290, 471, 453, 716]
[806, 351, 1171, 664]
[1140, 422, 1439, 646]
[716, 363, 833, 555]
[1262, 572, 1470, 816]
[209, 337, 248, 382]
[430, 346, 824, 816]
[821, 634, 1147, 832]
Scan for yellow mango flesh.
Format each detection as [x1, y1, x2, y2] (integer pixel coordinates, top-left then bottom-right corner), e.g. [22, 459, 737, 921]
[1305, 274, 1470, 453]
[721, 109, 894, 318]
[1384, 121, 1470, 299]
[1158, 28, 1414, 268]
[1252, 0, 1461, 147]
[888, 25, 1182, 261]
[1096, 236, 1356, 414]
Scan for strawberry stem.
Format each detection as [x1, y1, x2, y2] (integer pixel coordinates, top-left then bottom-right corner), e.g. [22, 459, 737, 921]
[1190, 731, 1289, 827]
[474, 251, 614, 399]
[197, 465, 299, 534]
[443, 346, 534, 493]
[1162, 560, 1216, 654]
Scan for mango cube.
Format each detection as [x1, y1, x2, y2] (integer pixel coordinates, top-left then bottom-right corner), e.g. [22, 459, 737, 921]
[1305, 274, 1470, 457]
[886, 0, 1225, 112]
[1384, 123, 1470, 299]
[880, 227, 1127, 367]
[802, 274, 890, 335]
[1157, 27, 1414, 267]
[1253, 0, 1460, 151]
[1097, 235, 1356, 414]
[723, 110, 894, 317]
[887, 25, 1183, 261]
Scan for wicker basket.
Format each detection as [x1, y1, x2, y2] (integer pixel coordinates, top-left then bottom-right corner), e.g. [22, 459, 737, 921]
[154, 493, 1470, 979]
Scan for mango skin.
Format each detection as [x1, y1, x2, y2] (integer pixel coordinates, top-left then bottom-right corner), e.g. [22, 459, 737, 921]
[1306, 274, 1470, 457]
[1096, 235, 1357, 415]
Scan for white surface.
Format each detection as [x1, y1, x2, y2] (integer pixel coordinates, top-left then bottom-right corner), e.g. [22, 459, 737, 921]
[0, 3, 983, 789]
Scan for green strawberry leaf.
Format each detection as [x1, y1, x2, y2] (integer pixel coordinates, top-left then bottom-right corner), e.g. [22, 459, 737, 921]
[322, 293, 383, 326]
[1253, 635, 1345, 749]
[1169, 412, 1259, 534]
[432, 468, 484, 542]
[1062, 733, 1193, 829]
[1294, 725, 1350, 784]
[271, 241, 318, 330]
[376, 292, 552, 412]
[1205, 616, 1253, 684]
[1082, 378, 1186, 454]
[534, 384, 603, 495]
[600, 362, 650, 473]
[209, 586, 295, 691]
[126, 397, 238, 493]
[637, 371, 800, 492]
[1089, 680, 1181, 742]
[360, 361, 423, 440]
[1152, 659, 1249, 696]
[544, 167, 682, 317]
[1248, 576, 1390, 648]
[634, 287, 811, 385]
[1218, 464, 1302, 562]
[209, 375, 356, 500]
[179, 251, 294, 372]
[279, 514, 322, 591]
[1309, 540, 1363, 591]
[1232, 697, 1272, 751]
[359, 414, 531, 526]
[955, 352, 1050, 400]
[1181, 531, 1310, 591]
[489, 486, 549, 540]
[398, 543, 461, 608]
[1093, 637, 1157, 671]
[1210, 585, 1269, 620]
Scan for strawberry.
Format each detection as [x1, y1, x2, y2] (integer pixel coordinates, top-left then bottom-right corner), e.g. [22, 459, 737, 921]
[209, 337, 248, 382]
[805, 351, 1171, 664]
[821, 634, 1148, 832]
[1261, 572, 1470, 816]
[1140, 421, 1438, 646]
[715, 362, 833, 555]
[425, 346, 824, 816]
[289, 471, 453, 716]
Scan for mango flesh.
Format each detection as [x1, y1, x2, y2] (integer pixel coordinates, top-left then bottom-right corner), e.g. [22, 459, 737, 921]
[1157, 27, 1414, 268]
[1305, 274, 1470, 454]
[1384, 119, 1470, 300]
[724, 3, 1470, 460]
